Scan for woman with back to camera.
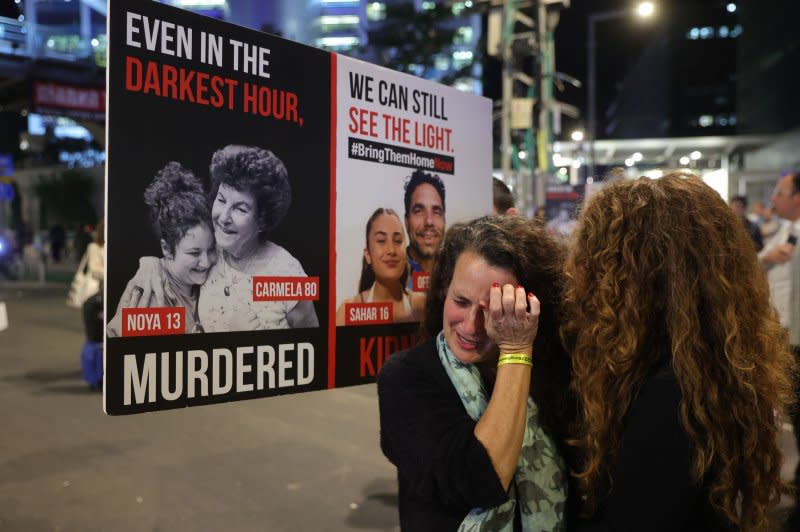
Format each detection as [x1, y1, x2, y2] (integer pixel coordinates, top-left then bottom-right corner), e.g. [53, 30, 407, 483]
[107, 162, 215, 336]
[336, 208, 424, 325]
[378, 216, 574, 531]
[563, 173, 796, 530]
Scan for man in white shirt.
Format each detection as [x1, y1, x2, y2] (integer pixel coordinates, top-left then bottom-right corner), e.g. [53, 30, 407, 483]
[758, 171, 800, 529]
[759, 172, 800, 333]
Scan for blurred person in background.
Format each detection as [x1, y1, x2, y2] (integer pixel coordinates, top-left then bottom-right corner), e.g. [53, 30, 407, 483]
[533, 205, 547, 226]
[602, 166, 627, 182]
[729, 195, 763, 251]
[760, 205, 780, 241]
[748, 200, 766, 225]
[49, 223, 66, 263]
[0, 226, 19, 279]
[491, 177, 518, 216]
[757, 170, 800, 530]
[565, 174, 795, 530]
[78, 219, 104, 389]
[86, 220, 104, 284]
[546, 206, 577, 238]
[73, 222, 94, 261]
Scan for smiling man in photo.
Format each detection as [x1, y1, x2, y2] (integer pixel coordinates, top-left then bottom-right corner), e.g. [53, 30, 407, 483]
[403, 169, 446, 291]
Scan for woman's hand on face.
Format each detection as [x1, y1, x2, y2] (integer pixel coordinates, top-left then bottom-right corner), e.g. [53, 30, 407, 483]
[485, 284, 539, 354]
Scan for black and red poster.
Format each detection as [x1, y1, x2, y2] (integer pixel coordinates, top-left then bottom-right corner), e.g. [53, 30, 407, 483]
[104, 0, 491, 415]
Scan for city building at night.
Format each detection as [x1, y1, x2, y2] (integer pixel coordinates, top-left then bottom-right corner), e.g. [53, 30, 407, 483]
[164, 0, 482, 91]
[548, 0, 799, 203]
[602, 0, 740, 139]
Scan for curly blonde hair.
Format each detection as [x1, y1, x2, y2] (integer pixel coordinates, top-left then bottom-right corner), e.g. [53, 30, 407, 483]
[562, 173, 796, 529]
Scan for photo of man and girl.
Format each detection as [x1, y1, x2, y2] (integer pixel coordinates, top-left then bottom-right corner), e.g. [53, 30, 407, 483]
[107, 145, 319, 336]
[335, 169, 446, 326]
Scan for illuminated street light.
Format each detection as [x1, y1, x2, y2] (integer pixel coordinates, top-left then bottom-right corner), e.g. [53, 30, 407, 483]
[632, 152, 643, 162]
[587, 2, 657, 180]
[625, 158, 635, 167]
[690, 150, 702, 160]
[679, 156, 690, 165]
[571, 130, 585, 142]
[726, 3, 737, 13]
[637, 2, 655, 18]
[518, 150, 528, 160]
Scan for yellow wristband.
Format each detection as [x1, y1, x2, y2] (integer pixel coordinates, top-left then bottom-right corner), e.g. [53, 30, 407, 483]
[497, 353, 533, 367]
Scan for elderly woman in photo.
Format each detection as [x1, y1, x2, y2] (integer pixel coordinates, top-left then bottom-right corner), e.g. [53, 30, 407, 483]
[108, 162, 215, 336]
[124, 145, 318, 331]
[197, 145, 318, 330]
[336, 208, 424, 325]
[377, 216, 573, 530]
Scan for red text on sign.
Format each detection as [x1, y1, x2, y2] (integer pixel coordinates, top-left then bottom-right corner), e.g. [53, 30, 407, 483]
[345, 302, 393, 326]
[348, 106, 379, 138]
[122, 307, 185, 336]
[253, 276, 320, 301]
[412, 271, 430, 292]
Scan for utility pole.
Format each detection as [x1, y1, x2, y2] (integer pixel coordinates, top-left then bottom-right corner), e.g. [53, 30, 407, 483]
[493, 0, 570, 216]
[537, 0, 549, 210]
[500, 0, 516, 204]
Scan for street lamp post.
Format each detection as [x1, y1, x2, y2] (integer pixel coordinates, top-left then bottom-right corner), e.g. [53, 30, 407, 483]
[586, 3, 654, 181]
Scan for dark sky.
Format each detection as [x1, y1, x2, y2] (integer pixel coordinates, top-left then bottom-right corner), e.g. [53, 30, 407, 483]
[0, 0, 20, 19]
[554, 0, 670, 134]
[552, 0, 730, 135]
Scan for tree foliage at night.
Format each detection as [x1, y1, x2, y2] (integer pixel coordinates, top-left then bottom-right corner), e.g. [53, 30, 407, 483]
[34, 169, 97, 227]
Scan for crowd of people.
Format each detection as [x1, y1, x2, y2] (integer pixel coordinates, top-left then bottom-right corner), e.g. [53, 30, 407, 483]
[378, 170, 800, 531]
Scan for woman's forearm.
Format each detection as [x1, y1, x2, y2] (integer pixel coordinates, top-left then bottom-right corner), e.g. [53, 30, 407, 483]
[474, 351, 532, 491]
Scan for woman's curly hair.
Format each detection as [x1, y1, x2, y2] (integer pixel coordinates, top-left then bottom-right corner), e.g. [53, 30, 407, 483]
[143, 161, 210, 254]
[209, 145, 291, 239]
[562, 173, 796, 529]
[425, 215, 574, 444]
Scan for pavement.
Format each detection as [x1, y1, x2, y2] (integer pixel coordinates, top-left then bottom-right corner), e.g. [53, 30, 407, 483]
[0, 283, 797, 531]
[0, 283, 400, 532]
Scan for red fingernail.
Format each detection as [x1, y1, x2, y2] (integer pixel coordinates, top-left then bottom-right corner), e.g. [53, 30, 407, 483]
[529, 292, 535, 298]
[492, 282, 499, 288]
[516, 284, 523, 289]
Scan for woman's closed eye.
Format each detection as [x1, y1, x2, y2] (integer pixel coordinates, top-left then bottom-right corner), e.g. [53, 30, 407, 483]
[454, 297, 470, 308]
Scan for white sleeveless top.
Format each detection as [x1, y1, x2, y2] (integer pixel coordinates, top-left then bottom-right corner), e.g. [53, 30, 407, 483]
[198, 241, 306, 332]
[365, 284, 413, 315]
